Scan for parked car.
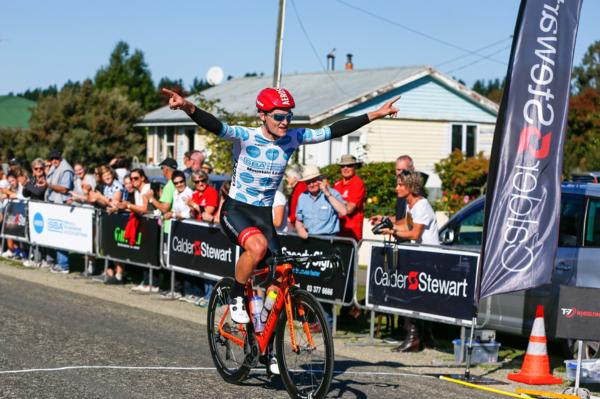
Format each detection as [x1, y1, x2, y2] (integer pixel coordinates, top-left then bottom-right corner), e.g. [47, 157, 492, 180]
[439, 182, 600, 358]
[569, 172, 600, 184]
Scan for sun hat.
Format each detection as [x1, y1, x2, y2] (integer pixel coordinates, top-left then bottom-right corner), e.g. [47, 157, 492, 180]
[299, 164, 322, 182]
[338, 154, 362, 167]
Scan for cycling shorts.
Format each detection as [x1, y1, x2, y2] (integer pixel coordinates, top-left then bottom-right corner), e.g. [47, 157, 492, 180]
[219, 197, 280, 254]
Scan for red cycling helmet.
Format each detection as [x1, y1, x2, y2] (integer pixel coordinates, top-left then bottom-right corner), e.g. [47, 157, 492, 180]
[256, 88, 295, 112]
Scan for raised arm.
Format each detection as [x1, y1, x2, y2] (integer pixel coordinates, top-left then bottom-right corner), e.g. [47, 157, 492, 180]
[329, 95, 400, 139]
[161, 88, 223, 135]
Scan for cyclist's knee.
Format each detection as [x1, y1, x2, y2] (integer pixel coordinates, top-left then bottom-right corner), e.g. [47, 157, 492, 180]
[244, 235, 268, 261]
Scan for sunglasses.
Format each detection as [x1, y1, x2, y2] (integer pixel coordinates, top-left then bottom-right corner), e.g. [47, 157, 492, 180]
[397, 169, 412, 177]
[173, 180, 185, 185]
[267, 111, 293, 122]
[193, 179, 206, 184]
[131, 176, 141, 181]
[33, 167, 44, 171]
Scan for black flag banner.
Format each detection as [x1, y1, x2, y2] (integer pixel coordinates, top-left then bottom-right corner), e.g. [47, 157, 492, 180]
[478, 0, 582, 300]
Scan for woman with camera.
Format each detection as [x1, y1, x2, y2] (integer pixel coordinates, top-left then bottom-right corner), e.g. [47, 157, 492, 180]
[379, 170, 440, 352]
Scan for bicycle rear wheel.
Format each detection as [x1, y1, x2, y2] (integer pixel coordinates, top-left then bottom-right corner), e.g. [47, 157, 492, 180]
[275, 289, 334, 399]
[207, 277, 250, 383]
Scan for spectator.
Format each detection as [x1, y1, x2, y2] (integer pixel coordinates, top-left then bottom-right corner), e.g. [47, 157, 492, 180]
[186, 150, 205, 188]
[201, 162, 213, 175]
[89, 165, 125, 211]
[295, 165, 347, 239]
[183, 151, 193, 178]
[117, 168, 151, 215]
[22, 158, 50, 268]
[187, 170, 218, 223]
[166, 170, 193, 220]
[295, 165, 347, 328]
[285, 166, 307, 232]
[109, 157, 129, 183]
[214, 180, 231, 224]
[89, 165, 126, 283]
[45, 149, 74, 274]
[1, 171, 28, 260]
[123, 175, 134, 202]
[134, 157, 178, 294]
[334, 154, 366, 241]
[272, 187, 288, 233]
[386, 171, 439, 353]
[70, 161, 96, 203]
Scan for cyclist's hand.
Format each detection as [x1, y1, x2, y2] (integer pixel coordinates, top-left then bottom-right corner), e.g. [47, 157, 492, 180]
[161, 88, 194, 113]
[370, 95, 400, 120]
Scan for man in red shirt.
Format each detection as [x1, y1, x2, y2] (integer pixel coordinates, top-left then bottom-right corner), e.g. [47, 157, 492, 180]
[187, 170, 219, 222]
[334, 154, 366, 241]
[285, 167, 307, 231]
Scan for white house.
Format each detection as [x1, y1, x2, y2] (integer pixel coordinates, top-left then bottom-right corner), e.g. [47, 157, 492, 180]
[137, 65, 498, 195]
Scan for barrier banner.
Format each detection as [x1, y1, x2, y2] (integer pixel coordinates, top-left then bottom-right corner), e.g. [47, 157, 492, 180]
[278, 234, 355, 304]
[167, 220, 236, 278]
[28, 201, 94, 254]
[366, 244, 479, 323]
[98, 211, 161, 267]
[479, 0, 583, 300]
[2, 200, 28, 239]
[553, 285, 600, 341]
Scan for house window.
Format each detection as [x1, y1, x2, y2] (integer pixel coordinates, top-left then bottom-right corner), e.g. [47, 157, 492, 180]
[451, 123, 478, 157]
[159, 126, 176, 159]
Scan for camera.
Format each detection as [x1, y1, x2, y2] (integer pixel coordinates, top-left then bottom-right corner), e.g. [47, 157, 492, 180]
[371, 216, 393, 234]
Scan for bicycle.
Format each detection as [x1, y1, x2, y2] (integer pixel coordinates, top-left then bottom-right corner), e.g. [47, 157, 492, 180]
[207, 253, 342, 399]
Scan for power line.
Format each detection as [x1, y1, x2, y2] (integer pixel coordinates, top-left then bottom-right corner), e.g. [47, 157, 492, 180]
[289, 0, 352, 96]
[435, 36, 512, 69]
[445, 44, 512, 75]
[334, 0, 507, 66]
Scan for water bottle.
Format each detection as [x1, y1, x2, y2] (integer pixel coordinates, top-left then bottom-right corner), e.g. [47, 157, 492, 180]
[250, 295, 264, 332]
[260, 286, 280, 323]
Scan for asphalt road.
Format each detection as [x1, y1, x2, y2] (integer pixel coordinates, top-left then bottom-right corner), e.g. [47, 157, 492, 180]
[0, 273, 496, 398]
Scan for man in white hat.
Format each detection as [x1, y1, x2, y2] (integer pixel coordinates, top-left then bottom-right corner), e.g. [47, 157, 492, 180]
[295, 165, 347, 239]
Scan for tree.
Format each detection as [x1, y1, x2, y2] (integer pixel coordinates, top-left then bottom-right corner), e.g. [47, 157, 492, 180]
[472, 78, 504, 104]
[95, 41, 157, 112]
[573, 40, 600, 94]
[434, 150, 489, 214]
[14, 85, 58, 102]
[28, 79, 144, 166]
[190, 77, 211, 93]
[563, 87, 600, 174]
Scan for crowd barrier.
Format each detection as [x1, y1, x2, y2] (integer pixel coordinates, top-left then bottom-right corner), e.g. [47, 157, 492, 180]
[1, 199, 486, 340]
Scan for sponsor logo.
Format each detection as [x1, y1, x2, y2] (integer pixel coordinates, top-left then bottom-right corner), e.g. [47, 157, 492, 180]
[265, 149, 280, 160]
[373, 267, 468, 298]
[241, 157, 286, 173]
[114, 227, 142, 248]
[281, 246, 332, 272]
[561, 307, 575, 318]
[239, 172, 254, 184]
[246, 145, 261, 158]
[5, 212, 26, 228]
[33, 212, 44, 234]
[277, 88, 291, 106]
[171, 236, 233, 263]
[561, 306, 600, 319]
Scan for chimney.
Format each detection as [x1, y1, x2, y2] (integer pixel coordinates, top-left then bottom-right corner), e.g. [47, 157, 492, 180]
[327, 48, 336, 71]
[345, 53, 353, 70]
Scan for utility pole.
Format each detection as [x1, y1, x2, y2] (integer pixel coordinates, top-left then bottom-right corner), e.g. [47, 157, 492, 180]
[273, 0, 286, 88]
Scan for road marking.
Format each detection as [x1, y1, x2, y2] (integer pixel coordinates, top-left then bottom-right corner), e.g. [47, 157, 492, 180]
[0, 365, 436, 379]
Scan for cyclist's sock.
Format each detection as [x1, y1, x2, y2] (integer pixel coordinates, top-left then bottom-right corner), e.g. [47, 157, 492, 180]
[231, 280, 246, 298]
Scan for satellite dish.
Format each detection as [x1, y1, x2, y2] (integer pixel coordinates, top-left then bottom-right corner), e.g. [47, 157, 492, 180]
[206, 66, 224, 86]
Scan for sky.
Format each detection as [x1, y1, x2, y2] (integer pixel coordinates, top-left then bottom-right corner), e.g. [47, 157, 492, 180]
[1, 0, 599, 95]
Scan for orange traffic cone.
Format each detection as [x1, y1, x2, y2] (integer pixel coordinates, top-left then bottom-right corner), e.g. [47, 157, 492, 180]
[508, 305, 562, 385]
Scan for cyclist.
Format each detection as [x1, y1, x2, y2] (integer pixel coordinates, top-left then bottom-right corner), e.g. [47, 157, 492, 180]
[161, 87, 399, 325]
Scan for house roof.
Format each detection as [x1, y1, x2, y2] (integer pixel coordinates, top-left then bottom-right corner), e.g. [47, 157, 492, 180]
[0, 96, 36, 129]
[138, 66, 498, 127]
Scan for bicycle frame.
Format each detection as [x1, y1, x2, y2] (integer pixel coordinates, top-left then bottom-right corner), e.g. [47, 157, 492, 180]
[217, 262, 316, 355]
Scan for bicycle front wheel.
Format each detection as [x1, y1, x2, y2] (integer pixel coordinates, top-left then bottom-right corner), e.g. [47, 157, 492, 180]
[275, 289, 334, 399]
[207, 277, 250, 384]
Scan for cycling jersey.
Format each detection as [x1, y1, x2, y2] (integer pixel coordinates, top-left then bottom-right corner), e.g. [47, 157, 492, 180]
[217, 123, 331, 207]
